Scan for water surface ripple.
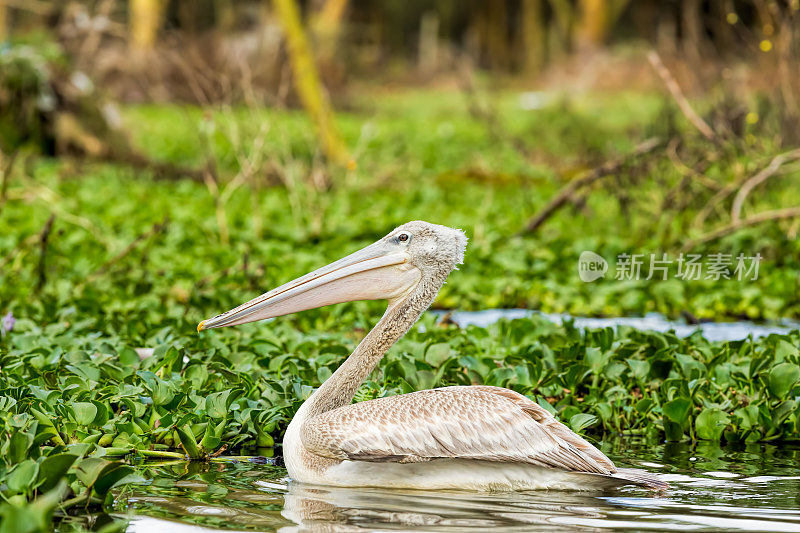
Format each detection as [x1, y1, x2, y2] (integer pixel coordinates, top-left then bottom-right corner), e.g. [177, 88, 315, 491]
[119, 442, 800, 532]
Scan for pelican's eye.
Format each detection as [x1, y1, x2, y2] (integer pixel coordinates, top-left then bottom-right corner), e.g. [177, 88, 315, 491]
[396, 232, 411, 243]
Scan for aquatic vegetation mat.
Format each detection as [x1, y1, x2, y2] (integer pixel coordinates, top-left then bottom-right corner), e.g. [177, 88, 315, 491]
[1, 311, 799, 529]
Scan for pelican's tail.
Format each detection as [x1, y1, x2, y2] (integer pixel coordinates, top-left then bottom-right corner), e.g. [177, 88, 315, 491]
[609, 468, 668, 490]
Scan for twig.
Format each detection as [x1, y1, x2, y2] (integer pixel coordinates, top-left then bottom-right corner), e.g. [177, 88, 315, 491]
[208, 444, 228, 458]
[684, 206, 800, 249]
[82, 218, 168, 284]
[520, 137, 663, 234]
[664, 138, 718, 191]
[692, 180, 741, 230]
[36, 215, 56, 291]
[730, 148, 800, 222]
[647, 51, 716, 141]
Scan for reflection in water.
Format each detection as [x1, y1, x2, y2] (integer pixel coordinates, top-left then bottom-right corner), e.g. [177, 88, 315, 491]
[117, 442, 800, 532]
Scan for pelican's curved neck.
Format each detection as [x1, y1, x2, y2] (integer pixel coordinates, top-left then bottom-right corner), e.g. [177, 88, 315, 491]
[299, 270, 447, 419]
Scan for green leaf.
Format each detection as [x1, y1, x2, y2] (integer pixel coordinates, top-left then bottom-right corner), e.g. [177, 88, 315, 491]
[6, 460, 39, 493]
[662, 397, 692, 424]
[93, 464, 134, 496]
[72, 402, 98, 426]
[627, 359, 650, 380]
[584, 347, 608, 372]
[774, 340, 799, 363]
[569, 413, 598, 433]
[424, 343, 451, 367]
[91, 401, 109, 427]
[695, 408, 730, 441]
[73, 457, 133, 496]
[37, 453, 78, 492]
[663, 420, 684, 441]
[176, 425, 201, 459]
[767, 362, 800, 398]
[7, 431, 33, 464]
[199, 421, 222, 453]
[536, 397, 557, 416]
[75, 457, 113, 488]
[205, 391, 232, 420]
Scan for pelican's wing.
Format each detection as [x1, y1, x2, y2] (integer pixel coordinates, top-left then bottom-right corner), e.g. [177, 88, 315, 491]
[299, 385, 616, 474]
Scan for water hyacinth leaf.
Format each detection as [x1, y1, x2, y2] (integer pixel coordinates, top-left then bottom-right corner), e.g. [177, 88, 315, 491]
[256, 428, 275, 447]
[200, 421, 223, 453]
[185, 363, 209, 388]
[176, 425, 201, 459]
[569, 413, 598, 434]
[664, 420, 684, 441]
[0, 395, 17, 411]
[7, 431, 33, 464]
[91, 401, 109, 427]
[584, 347, 608, 373]
[424, 343, 451, 367]
[767, 362, 800, 398]
[735, 404, 760, 430]
[75, 457, 114, 488]
[675, 354, 706, 380]
[150, 378, 175, 406]
[627, 359, 650, 380]
[317, 366, 333, 383]
[93, 464, 135, 496]
[205, 390, 232, 420]
[37, 453, 78, 492]
[773, 400, 797, 426]
[72, 402, 98, 426]
[774, 339, 799, 363]
[0, 483, 66, 533]
[662, 398, 692, 424]
[536, 397, 557, 416]
[6, 459, 40, 493]
[635, 398, 654, 414]
[695, 408, 731, 441]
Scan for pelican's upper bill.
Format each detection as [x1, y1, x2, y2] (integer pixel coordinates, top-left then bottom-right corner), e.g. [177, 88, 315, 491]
[198, 221, 467, 331]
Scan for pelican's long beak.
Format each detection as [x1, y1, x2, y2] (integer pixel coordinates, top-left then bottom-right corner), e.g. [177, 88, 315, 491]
[198, 241, 419, 331]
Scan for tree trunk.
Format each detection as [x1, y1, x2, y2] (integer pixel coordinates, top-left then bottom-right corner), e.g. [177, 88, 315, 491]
[577, 0, 609, 48]
[521, 0, 546, 74]
[547, 0, 573, 57]
[0, 1, 7, 43]
[418, 11, 439, 74]
[129, 0, 164, 51]
[272, 0, 349, 165]
[486, 0, 509, 70]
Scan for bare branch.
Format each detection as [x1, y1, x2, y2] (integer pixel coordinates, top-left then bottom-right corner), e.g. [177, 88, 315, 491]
[730, 148, 800, 222]
[647, 51, 716, 141]
[684, 206, 800, 249]
[520, 137, 663, 234]
[83, 218, 169, 283]
[36, 215, 56, 291]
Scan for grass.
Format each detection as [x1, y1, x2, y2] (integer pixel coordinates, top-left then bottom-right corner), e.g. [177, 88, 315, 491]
[1, 87, 800, 530]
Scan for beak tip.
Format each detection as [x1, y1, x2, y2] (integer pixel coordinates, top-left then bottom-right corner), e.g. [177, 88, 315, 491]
[197, 321, 206, 333]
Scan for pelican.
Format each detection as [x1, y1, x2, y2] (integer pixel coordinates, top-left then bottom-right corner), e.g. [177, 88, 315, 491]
[199, 221, 665, 491]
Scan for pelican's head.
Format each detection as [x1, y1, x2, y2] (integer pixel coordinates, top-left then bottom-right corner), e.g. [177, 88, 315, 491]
[197, 221, 467, 331]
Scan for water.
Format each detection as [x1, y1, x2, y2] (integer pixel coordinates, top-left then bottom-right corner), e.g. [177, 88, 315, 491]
[430, 310, 800, 342]
[113, 442, 800, 532]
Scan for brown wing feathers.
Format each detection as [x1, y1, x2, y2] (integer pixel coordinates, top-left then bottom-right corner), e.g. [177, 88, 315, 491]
[300, 386, 617, 475]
